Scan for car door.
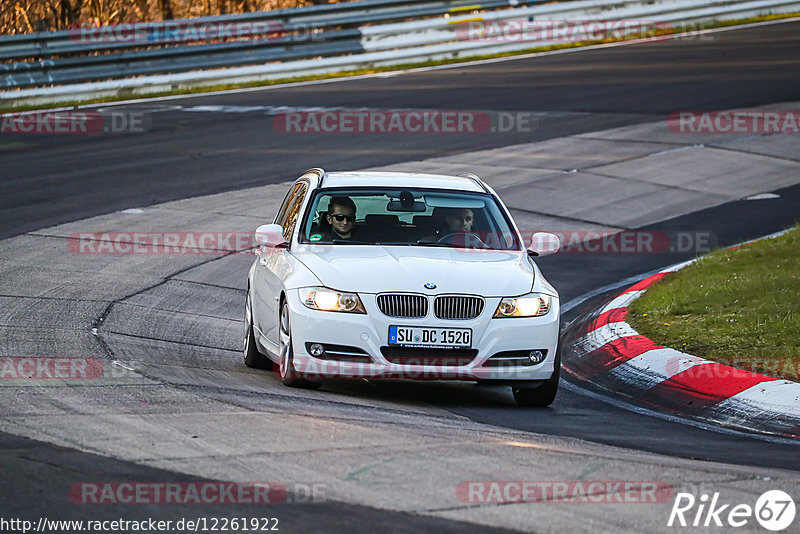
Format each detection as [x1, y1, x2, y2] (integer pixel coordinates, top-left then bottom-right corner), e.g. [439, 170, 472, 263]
[253, 181, 308, 350]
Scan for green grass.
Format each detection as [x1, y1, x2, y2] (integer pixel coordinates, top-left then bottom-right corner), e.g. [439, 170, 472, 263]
[628, 225, 800, 382]
[1, 12, 798, 112]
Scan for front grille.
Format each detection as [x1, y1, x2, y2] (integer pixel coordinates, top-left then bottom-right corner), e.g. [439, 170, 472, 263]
[433, 295, 485, 320]
[377, 293, 428, 318]
[380, 346, 478, 366]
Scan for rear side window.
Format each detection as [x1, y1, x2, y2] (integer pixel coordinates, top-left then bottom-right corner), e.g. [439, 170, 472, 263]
[275, 182, 307, 242]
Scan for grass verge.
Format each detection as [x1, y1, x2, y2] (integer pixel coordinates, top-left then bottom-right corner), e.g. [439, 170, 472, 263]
[628, 225, 800, 382]
[1, 12, 799, 112]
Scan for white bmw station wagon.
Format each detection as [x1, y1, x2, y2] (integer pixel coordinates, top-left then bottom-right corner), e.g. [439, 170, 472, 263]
[244, 168, 562, 406]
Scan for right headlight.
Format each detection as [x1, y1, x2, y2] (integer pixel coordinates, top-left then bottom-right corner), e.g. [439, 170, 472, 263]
[299, 287, 366, 314]
[493, 293, 551, 318]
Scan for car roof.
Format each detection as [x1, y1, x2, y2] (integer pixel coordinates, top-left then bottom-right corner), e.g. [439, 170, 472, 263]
[318, 171, 487, 193]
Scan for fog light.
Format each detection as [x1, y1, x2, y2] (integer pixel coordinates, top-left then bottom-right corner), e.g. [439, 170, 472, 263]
[528, 350, 545, 364]
[309, 343, 325, 357]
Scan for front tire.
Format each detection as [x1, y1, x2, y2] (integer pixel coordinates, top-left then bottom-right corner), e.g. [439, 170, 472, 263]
[244, 288, 272, 370]
[278, 300, 321, 390]
[512, 344, 560, 407]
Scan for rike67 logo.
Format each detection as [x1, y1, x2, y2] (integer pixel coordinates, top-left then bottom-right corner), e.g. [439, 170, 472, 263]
[668, 490, 796, 531]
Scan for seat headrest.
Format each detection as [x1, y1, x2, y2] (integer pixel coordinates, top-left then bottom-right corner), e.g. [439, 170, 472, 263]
[365, 214, 400, 225]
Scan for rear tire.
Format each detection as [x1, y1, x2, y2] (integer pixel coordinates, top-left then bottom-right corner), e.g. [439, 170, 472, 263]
[512, 343, 560, 407]
[244, 288, 272, 370]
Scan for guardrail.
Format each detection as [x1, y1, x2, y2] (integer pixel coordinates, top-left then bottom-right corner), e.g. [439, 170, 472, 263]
[0, 0, 529, 89]
[358, 0, 800, 62]
[1, 0, 798, 106]
[0, 0, 475, 59]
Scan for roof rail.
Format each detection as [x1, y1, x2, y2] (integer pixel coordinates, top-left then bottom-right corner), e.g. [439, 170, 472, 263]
[303, 167, 326, 186]
[457, 172, 489, 193]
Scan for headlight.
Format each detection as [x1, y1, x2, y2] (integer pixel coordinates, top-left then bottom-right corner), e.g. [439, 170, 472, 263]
[299, 287, 366, 314]
[493, 293, 551, 318]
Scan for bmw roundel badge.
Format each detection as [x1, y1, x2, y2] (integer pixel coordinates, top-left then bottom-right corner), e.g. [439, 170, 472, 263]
[424, 283, 437, 289]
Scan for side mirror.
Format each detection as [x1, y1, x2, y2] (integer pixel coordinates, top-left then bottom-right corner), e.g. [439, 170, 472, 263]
[528, 232, 560, 257]
[254, 224, 288, 248]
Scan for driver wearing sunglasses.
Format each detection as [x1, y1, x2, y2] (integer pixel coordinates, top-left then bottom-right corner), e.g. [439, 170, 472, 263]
[324, 196, 358, 240]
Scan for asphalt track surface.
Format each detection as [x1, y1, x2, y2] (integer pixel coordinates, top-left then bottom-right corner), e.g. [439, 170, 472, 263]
[2, 21, 799, 239]
[1, 20, 799, 531]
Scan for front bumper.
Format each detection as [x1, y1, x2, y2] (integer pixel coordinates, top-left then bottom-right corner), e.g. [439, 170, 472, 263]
[285, 290, 560, 382]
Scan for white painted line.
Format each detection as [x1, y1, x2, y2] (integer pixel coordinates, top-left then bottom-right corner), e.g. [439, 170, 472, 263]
[560, 380, 800, 446]
[723, 380, 800, 417]
[561, 268, 668, 315]
[660, 260, 695, 273]
[746, 193, 781, 200]
[600, 290, 644, 314]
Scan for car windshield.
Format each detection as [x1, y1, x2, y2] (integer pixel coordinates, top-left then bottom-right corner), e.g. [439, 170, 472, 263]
[300, 188, 521, 250]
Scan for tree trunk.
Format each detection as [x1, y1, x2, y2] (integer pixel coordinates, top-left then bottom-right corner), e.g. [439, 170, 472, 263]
[56, 0, 84, 30]
[159, 0, 174, 20]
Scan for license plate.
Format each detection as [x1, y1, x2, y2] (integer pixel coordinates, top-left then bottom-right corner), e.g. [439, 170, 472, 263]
[388, 326, 472, 349]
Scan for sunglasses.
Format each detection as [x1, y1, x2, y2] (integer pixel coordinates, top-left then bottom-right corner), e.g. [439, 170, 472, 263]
[331, 214, 356, 222]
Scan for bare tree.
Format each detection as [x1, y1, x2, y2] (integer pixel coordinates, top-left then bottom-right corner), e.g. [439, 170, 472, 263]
[1, 0, 318, 35]
[55, 0, 85, 29]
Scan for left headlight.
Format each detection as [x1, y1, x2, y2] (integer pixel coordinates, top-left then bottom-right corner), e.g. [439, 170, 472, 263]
[493, 293, 551, 318]
[299, 287, 367, 314]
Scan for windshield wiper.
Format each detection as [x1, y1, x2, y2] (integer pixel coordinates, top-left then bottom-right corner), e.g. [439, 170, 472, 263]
[414, 240, 453, 247]
[331, 239, 370, 244]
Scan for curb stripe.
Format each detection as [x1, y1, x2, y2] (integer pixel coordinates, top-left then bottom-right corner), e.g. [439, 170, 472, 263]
[609, 349, 709, 390]
[642, 363, 778, 415]
[588, 307, 628, 331]
[621, 272, 668, 293]
[568, 335, 664, 378]
[571, 322, 638, 356]
[563, 236, 800, 437]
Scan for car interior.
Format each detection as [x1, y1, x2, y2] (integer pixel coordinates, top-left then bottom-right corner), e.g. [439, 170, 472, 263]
[302, 190, 519, 249]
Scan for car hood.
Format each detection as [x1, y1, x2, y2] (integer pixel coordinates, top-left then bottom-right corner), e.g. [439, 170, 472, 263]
[294, 245, 533, 296]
